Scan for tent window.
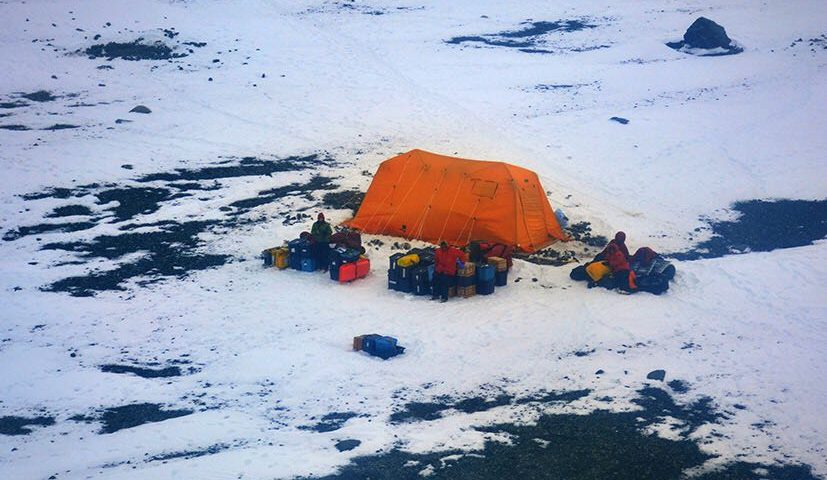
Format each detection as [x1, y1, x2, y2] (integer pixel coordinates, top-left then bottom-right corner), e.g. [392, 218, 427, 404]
[471, 179, 498, 199]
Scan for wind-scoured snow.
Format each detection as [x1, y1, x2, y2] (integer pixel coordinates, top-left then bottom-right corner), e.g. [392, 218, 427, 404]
[1, 1, 826, 479]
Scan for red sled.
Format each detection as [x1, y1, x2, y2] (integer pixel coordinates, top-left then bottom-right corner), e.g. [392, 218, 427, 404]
[355, 258, 370, 278]
[339, 262, 357, 283]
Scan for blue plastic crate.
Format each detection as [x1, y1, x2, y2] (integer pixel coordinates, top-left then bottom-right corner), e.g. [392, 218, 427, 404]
[301, 257, 316, 272]
[360, 334, 404, 360]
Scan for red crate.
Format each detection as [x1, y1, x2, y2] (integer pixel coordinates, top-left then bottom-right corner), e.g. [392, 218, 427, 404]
[339, 262, 357, 283]
[355, 257, 370, 278]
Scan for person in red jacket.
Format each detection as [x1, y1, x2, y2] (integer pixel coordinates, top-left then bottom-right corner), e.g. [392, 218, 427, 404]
[603, 242, 637, 292]
[431, 241, 467, 302]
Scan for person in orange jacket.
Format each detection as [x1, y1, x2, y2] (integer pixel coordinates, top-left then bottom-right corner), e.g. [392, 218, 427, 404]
[431, 241, 468, 302]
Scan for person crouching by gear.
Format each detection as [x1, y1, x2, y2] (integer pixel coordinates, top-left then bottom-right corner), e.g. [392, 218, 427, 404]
[603, 241, 637, 292]
[311, 212, 333, 271]
[432, 241, 468, 303]
[595, 231, 630, 263]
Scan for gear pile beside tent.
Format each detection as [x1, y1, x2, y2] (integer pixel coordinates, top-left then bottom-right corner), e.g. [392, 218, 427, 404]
[345, 149, 567, 252]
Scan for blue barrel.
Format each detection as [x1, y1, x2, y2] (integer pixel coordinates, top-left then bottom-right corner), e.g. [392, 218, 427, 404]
[495, 270, 508, 287]
[477, 264, 495, 282]
[477, 279, 495, 295]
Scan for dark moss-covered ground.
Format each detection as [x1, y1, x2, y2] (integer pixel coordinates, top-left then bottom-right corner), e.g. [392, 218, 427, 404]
[306, 386, 819, 480]
[672, 199, 827, 260]
[5, 154, 337, 296]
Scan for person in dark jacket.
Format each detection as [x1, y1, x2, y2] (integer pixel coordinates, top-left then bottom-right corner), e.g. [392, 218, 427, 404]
[431, 241, 467, 302]
[311, 213, 333, 271]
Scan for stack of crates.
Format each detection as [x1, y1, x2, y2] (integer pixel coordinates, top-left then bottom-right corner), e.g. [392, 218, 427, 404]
[288, 238, 314, 272]
[487, 256, 509, 286]
[330, 248, 361, 281]
[457, 262, 476, 297]
[387, 252, 405, 291]
[476, 263, 496, 295]
[332, 248, 370, 283]
[387, 248, 436, 295]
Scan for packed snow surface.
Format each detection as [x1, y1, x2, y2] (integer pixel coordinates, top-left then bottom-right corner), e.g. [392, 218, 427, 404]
[1, 1, 825, 479]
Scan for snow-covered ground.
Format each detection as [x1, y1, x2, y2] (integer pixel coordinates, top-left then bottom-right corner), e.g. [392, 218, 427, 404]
[1, 1, 825, 479]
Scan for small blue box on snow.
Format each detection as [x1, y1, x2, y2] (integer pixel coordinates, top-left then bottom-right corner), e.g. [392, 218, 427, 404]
[356, 334, 405, 360]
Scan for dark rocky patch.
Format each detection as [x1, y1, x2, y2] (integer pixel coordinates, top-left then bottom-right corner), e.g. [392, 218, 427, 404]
[302, 412, 359, 433]
[148, 443, 229, 462]
[98, 403, 192, 434]
[84, 39, 186, 61]
[647, 369, 666, 381]
[513, 248, 579, 266]
[668, 379, 690, 394]
[137, 155, 321, 183]
[12, 155, 336, 295]
[566, 221, 608, 247]
[47, 205, 94, 218]
[667, 17, 743, 56]
[22, 90, 56, 102]
[391, 390, 587, 424]
[3, 221, 97, 241]
[0, 124, 30, 131]
[322, 189, 365, 214]
[1, 100, 28, 109]
[100, 364, 182, 378]
[307, 387, 814, 480]
[610, 116, 629, 124]
[41, 220, 230, 296]
[335, 439, 361, 452]
[95, 186, 174, 222]
[0, 415, 55, 435]
[43, 123, 79, 130]
[129, 105, 151, 114]
[672, 199, 827, 260]
[229, 175, 337, 212]
[446, 19, 598, 53]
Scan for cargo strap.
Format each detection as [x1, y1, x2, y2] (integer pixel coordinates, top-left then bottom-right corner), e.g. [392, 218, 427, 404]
[454, 197, 481, 246]
[408, 169, 448, 242]
[364, 154, 413, 232]
[437, 174, 467, 244]
[378, 165, 426, 235]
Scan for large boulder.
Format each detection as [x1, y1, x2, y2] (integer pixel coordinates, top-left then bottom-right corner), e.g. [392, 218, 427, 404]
[667, 17, 742, 56]
[684, 17, 732, 49]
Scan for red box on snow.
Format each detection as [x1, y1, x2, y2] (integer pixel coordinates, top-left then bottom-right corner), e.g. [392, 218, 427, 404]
[339, 262, 357, 283]
[355, 258, 370, 278]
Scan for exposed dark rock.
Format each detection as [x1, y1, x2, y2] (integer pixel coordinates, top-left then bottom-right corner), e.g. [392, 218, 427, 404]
[672, 199, 827, 260]
[129, 105, 151, 114]
[335, 440, 361, 452]
[647, 369, 666, 381]
[22, 90, 56, 102]
[683, 17, 732, 49]
[0, 124, 30, 131]
[43, 123, 79, 130]
[667, 17, 743, 56]
[0, 415, 55, 435]
[610, 116, 629, 124]
[100, 364, 182, 378]
[84, 39, 185, 61]
[98, 403, 192, 434]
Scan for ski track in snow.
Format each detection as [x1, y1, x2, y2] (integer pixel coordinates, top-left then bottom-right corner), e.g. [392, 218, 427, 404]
[1, 1, 826, 479]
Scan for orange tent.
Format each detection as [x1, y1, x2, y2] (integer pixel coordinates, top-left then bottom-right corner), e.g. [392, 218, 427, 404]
[345, 149, 566, 252]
